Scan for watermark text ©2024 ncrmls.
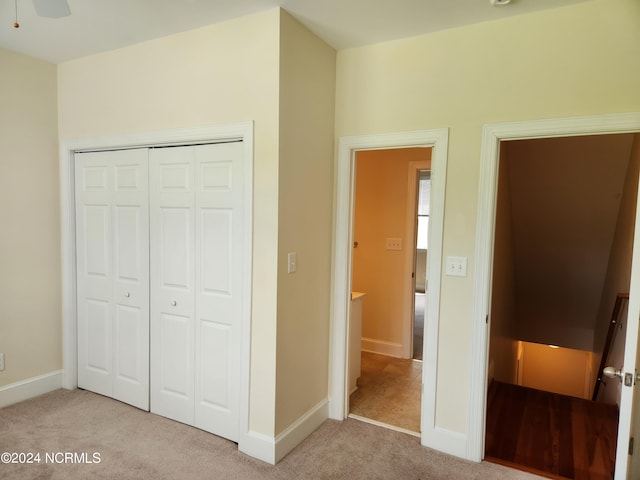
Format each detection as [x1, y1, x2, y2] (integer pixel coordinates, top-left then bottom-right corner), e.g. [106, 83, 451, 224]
[1, 451, 101, 464]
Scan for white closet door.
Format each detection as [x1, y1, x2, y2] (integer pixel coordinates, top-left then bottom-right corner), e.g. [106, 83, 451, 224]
[75, 149, 149, 410]
[194, 142, 243, 442]
[149, 146, 196, 425]
[150, 142, 243, 442]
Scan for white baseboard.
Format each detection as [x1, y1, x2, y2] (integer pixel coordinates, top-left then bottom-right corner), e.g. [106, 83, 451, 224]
[275, 399, 328, 463]
[0, 370, 63, 408]
[422, 426, 468, 459]
[239, 399, 328, 465]
[361, 337, 404, 358]
[239, 430, 276, 464]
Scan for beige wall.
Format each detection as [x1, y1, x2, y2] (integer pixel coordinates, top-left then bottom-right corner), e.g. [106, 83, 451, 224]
[0, 48, 61, 386]
[335, 0, 640, 433]
[488, 147, 518, 384]
[352, 148, 430, 355]
[593, 133, 640, 403]
[520, 342, 592, 399]
[57, 9, 281, 436]
[275, 11, 336, 435]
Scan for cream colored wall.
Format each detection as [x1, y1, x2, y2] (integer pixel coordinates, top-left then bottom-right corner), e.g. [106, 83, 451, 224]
[335, 0, 640, 434]
[593, 133, 640, 403]
[57, 9, 281, 436]
[274, 11, 336, 435]
[520, 342, 592, 399]
[352, 148, 430, 354]
[488, 146, 518, 384]
[0, 48, 60, 386]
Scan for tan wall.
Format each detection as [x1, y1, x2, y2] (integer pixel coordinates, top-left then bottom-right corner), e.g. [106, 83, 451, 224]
[593, 133, 640, 404]
[520, 342, 592, 399]
[505, 135, 633, 351]
[0, 48, 61, 386]
[57, 9, 281, 436]
[335, 0, 640, 433]
[352, 148, 430, 355]
[488, 146, 518, 384]
[275, 11, 336, 435]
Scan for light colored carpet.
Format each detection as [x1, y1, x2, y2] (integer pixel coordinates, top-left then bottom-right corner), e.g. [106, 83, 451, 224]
[0, 389, 544, 479]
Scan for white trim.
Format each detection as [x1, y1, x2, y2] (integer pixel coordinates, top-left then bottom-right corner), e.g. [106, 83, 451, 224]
[469, 112, 640, 466]
[238, 430, 276, 464]
[274, 399, 329, 463]
[348, 413, 421, 438]
[403, 160, 429, 359]
[0, 370, 63, 408]
[329, 129, 449, 456]
[361, 338, 404, 358]
[59, 121, 254, 455]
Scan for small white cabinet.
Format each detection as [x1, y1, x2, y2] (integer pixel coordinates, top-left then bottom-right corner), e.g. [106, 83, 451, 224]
[349, 292, 366, 393]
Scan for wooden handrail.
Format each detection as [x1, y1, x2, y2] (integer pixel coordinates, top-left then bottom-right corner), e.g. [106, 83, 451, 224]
[592, 293, 629, 401]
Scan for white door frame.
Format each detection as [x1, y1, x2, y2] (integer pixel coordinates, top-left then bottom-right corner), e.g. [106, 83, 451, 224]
[404, 160, 430, 359]
[59, 122, 254, 447]
[329, 129, 448, 449]
[468, 112, 640, 466]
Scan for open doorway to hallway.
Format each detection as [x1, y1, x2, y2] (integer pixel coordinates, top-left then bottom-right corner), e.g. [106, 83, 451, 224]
[484, 133, 640, 479]
[347, 147, 430, 434]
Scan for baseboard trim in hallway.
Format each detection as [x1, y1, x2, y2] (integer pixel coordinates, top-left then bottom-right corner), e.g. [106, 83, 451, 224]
[348, 413, 420, 438]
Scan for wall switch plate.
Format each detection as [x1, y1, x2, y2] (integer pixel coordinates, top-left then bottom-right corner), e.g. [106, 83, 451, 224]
[386, 238, 402, 251]
[287, 252, 297, 274]
[0, 353, 4, 371]
[446, 256, 467, 277]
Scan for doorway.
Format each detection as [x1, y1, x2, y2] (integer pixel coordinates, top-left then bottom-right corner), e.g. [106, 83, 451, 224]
[347, 148, 430, 433]
[484, 133, 638, 478]
[468, 113, 640, 479]
[329, 128, 449, 454]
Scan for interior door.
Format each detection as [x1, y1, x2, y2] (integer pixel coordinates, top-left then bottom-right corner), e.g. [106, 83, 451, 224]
[614, 174, 640, 479]
[149, 142, 243, 441]
[193, 142, 243, 442]
[149, 146, 196, 425]
[75, 149, 149, 410]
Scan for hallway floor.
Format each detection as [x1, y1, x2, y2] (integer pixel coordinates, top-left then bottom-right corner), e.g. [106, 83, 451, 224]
[348, 351, 422, 433]
[485, 381, 618, 480]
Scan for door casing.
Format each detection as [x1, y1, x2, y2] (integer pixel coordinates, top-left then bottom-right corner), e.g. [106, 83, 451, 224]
[469, 113, 640, 471]
[329, 128, 450, 453]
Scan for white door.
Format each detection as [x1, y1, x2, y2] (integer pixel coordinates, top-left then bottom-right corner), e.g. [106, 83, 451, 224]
[149, 142, 243, 442]
[614, 172, 640, 479]
[75, 149, 149, 410]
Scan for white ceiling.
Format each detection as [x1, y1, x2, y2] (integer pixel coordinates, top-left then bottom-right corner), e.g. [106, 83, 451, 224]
[0, 0, 591, 63]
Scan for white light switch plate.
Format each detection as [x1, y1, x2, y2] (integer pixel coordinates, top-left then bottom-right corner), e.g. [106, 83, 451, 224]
[446, 256, 467, 277]
[386, 238, 402, 251]
[287, 252, 297, 274]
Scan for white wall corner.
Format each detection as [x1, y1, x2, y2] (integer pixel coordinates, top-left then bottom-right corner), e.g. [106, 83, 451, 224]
[274, 399, 329, 463]
[0, 370, 63, 408]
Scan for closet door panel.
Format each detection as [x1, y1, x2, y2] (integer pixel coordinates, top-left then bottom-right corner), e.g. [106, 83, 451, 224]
[150, 147, 195, 425]
[76, 149, 149, 410]
[194, 142, 243, 441]
[112, 151, 149, 410]
[76, 154, 114, 398]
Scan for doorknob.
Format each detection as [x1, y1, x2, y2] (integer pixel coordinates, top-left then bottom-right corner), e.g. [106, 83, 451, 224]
[603, 366, 623, 380]
[171, 300, 177, 306]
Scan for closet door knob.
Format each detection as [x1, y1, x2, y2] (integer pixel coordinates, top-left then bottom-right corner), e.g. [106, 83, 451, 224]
[171, 300, 177, 306]
[125, 292, 130, 298]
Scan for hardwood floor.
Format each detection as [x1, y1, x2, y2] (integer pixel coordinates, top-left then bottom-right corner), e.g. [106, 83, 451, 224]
[485, 381, 618, 480]
[349, 351, 422, 432]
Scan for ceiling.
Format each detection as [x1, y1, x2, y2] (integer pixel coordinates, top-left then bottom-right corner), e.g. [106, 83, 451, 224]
[0, 0, 591, 64]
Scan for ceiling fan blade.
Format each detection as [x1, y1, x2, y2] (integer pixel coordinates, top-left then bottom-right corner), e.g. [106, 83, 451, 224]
[32, 0, 71, 18]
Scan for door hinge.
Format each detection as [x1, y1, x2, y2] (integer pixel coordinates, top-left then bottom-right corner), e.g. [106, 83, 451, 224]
[485, 314, 489, 324]
[630, 436, 634, 455]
